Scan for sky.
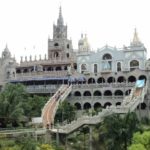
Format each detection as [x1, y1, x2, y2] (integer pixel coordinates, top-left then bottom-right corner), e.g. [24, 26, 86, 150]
[0, 0, 150, 62]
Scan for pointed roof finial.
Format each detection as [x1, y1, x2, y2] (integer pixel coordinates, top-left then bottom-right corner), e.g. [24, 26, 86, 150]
[57, 6, 64, 25]
[133, 28, 140, 43]
[59, 6, 62, 18]
[131, 28, 142, 46]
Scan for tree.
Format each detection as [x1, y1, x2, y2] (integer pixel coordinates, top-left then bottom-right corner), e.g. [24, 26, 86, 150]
[55, 101, 76, 124]
[100, 112, 140, 150]
[0, 83, 48, 128]
[128, 131, 150, 150]
[24, 95, 48, 120]
[0, 83, 28, 127]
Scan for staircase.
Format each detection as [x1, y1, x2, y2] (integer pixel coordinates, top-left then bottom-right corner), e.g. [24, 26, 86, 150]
[42, 84, 72, 128]
[50, 81, 148, 134]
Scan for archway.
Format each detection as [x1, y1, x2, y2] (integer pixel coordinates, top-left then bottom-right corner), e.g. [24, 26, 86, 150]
[114, 90, 123, 96]
[139, 75, 147, 82]
[128, 76, 136, 83]
[93, 91, 101, 96]
[97, 77, 105, 84]
[107, 77, 115, 83]
[104, 102, 112, 108]
[74, 103, 82, 110]
[104, 90, 112, 96]
[54, 52, 59, 57]
[88, 78, 96, 84]
[83, 91, 91, 96]
[141, 103, 147, 110]
[130, 60, 139, 71]
[117, 76, 126, 83]
[83, 103, 91, 109]
[94, 103, 102, 111]
[125, 89, 131, 95]
[103, 54, 112, 60]
[74, 91, 81, 96]
[116, 102, 121, 106]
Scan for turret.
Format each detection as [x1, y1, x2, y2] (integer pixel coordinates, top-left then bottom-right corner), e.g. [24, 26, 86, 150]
[78, 34, 90, 52]
[130, 28, 143, 47]
[2, 44, 11, 59]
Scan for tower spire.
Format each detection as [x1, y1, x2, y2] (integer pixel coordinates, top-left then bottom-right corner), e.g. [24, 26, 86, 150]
[57, 6, 64, 25]
[131, 28, 142, 46]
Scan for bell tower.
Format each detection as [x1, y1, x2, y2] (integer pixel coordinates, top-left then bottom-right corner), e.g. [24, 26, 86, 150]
[53, 6, 67, 39]
[48, 7, 73, 60]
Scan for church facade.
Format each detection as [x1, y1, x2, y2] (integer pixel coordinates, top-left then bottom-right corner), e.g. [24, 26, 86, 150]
[0, 7, 150, 117]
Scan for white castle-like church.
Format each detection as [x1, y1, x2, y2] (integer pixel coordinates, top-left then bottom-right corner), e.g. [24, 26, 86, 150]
[0, 7, 150, 122]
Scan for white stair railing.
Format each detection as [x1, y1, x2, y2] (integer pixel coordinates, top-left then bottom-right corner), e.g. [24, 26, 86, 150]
[50, 85, 72, 123]
[50, 82, 148, 134]
[42, 84, 72, 128]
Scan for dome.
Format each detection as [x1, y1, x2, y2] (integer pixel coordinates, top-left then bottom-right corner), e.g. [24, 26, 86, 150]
[2, 45, 11, 58]
[78, 34, 84, 45]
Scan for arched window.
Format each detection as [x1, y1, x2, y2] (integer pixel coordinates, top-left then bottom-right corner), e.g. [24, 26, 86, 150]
[141, 103, 146, 110]
[54, 52, 59, 57]
[130, 60, 139, 71]
[128, 76, 136, 83]
[94, 103, 102, 110]
[88, 78, 95, 84]
[83, 91, 91, 96]
[139, 75, 147, 82]
[102, 54, 112, 71]
[74, 103, 81, 110]
[117, 62, 121, 72]
[117, 76, 126, 83]
[83, 103, 91, 109]
[114, 90, 123, 96]
[97, 77, 105, 84]
[104, 102, 112, 108]
[125, 89, 131, 95]
[104, 90, 112, 96]
[74, 91, 81, 96]
[81, 64, 87, 74]
[54, 43, 59, 46]
[116, 102, 121, 106]
[93, 91, 101, 96]
[107, 77, 115, 83]
[103, 54, 112, 60]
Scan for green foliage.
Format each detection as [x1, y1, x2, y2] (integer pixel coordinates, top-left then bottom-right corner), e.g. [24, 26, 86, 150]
[55, 101, 76, 124]
[40, 144, 55, 150]
[0, 83, 27, 127]
[128, 143, 146, 150]
[0, 83, 48, 128]
[128, 131, 150, 150]
[100, 112, 140, 150]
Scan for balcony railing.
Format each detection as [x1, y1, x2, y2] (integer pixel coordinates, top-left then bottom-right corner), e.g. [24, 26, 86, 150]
[72, 82, 135, 89]
[14, 71, 68, 80]
[26, 85, 60, 93]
